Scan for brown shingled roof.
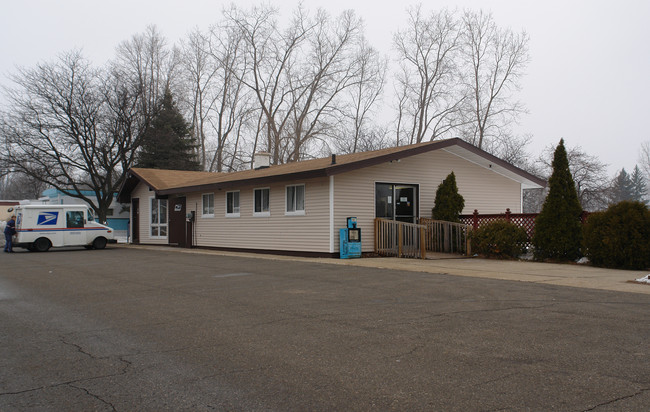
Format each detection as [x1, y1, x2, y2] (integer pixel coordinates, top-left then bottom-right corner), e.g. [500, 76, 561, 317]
[118, 138, 545, 201]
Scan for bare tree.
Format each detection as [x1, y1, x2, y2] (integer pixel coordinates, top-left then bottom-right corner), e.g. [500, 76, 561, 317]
[345, 39, 387, 153]
[393, 7, 465, 145]
[320, 39, 388, 157]
[112, 25, 181, 129]
[0, 172, 48, 200]
[0, 51, 147, 221]
[181, 29, 215, 169]
[228, 5, 365, 164]
[640, 141, 650, 180]
[459, 10, 529, 150]
[181, 25, 252, 172]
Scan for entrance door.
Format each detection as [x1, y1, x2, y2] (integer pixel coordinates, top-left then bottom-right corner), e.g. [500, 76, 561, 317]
[131, 198, 140, 244]
[395, 186, 416, 223]
[375, 183, 418, 223]
[169, 197, 187, 247]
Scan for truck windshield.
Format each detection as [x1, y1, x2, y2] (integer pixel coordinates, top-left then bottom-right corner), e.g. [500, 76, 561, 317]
[87, 210, 94, 222]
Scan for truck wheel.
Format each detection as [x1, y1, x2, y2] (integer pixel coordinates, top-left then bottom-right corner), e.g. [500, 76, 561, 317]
[92, 237, 107, 250]
[34, 238, 51, 252]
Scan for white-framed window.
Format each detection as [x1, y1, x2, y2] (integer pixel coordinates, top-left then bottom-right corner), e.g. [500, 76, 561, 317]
[202, 193, 214, 217]
[254, 188, 270, 216]
[150, 197, 168, 238]
[285, 184, 305, 215]
[226, 191, 240, 217]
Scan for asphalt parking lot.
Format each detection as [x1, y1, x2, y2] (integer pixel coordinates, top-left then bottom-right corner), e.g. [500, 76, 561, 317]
[1, 246, 649, 411]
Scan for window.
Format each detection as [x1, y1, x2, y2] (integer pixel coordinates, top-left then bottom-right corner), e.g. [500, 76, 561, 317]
[150, 198, 168, 238]
[286, 184, 305, 215]
[254, 188, 270, 216]
[226, 191, 240, 217]
[66, 211, 84, 228]
[202, 193, 214, 217]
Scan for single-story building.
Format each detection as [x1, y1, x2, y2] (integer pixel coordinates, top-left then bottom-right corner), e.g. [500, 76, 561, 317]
[117, 138, 545, 257]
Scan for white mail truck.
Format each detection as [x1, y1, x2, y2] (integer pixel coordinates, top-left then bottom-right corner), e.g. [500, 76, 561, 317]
[12, 205, 115, 252]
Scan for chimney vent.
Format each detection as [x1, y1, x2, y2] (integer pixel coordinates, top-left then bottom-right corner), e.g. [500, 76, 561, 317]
[253, 152, 271, 170]
[331, 154, 336, 165]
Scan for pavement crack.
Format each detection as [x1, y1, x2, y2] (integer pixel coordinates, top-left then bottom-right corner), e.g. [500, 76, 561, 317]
[67, 383, 117, 411]
[417, 303, 559, 320]
[582, 387, 650, 411]
[59, 335, 99, 359]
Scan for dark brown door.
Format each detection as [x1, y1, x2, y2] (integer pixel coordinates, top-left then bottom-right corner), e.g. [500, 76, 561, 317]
[169, 197, 187, 247]
[131, 198, 140, 244]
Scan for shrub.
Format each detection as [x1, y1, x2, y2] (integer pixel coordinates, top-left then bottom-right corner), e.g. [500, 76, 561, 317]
[583, 201, 650, 270]
[533, 139, 583, 261]
[432, 171, 465, 222]
[472, 220, 529, 259]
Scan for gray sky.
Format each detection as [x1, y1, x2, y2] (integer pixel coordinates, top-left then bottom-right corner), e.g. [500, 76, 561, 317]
[1, 0, 648, 175]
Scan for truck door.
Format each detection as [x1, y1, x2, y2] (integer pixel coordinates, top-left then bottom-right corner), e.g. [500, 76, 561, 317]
[36, 209, 64, 247]
[64, 210, 85, 246]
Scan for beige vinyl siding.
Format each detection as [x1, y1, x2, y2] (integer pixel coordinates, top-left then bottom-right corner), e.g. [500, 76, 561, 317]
[333, 149, 522, 252]
[186, 176, 330, 253]
[131, 182, 168, 245]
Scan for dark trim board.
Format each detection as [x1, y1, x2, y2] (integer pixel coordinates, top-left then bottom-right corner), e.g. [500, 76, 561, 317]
[131, 243, 339, 259]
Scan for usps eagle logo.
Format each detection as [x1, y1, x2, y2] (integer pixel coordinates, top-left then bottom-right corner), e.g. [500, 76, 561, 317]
[37, 212, 59, 226]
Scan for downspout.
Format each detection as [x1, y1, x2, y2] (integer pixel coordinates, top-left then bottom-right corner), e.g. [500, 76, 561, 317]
[329, 175, 334, 254]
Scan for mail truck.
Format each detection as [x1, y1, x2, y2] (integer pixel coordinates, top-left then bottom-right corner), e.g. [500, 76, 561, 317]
[12, 205, 115, 252]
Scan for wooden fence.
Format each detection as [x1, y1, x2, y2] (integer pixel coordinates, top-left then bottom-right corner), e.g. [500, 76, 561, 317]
[374, 218, 471, 259]
[459, 208, 590, 248]
[376, 209, 591, 259]
[374, 218, 426, 259]
[419, 218, 471, 255]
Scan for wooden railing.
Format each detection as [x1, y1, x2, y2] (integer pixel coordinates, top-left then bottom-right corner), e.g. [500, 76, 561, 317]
[419, 218, 472, 255]
[374, 218, 426, 259]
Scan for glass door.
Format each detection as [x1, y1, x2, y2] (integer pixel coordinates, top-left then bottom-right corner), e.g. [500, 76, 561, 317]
[395, 186, 416, 223]
[375, 183, 418, 223]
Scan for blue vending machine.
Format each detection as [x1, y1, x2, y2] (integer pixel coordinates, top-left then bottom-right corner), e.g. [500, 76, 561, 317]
[340, 217, 362, 259]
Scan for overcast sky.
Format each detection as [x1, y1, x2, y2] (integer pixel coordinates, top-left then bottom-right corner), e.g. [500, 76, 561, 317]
[1, 0, 648, 176]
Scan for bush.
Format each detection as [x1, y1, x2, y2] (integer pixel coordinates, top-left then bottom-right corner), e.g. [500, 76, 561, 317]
[532, 139, 583, 261]
[472, 220, 529, 259]
[583, 201, 650, 270]
[432, 171, 464, 223]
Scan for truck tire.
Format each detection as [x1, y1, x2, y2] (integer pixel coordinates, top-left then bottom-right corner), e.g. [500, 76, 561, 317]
[92, 237, 107, 250]
[34, 238, 51, 252]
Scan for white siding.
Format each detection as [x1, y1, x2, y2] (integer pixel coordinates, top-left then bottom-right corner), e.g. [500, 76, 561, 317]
[185, 177, 331, 253]
[131, 182, 168, 245]
[333, 149, 522, 252]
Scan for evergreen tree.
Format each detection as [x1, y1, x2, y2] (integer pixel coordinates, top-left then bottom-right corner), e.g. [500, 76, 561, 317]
[432, 172, 465, 222]
[137, 89, 201, 171]
[610, 168, 634, 204]
[532, 139, 583, 261]
[630, 165, 648, 204]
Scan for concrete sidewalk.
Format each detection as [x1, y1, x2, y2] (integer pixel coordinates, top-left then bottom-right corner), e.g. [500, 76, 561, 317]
[118, 244, 650, 295]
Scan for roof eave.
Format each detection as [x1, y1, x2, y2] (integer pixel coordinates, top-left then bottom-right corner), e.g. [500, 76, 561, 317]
[157, 168, 332, 195]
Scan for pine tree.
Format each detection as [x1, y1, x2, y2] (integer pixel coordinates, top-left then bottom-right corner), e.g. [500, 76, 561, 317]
[137, 89, 201, 171]
[432, 172, 465, 222]
[630, 165, 648, 204]
[610, 168, 634, 204]
[532, 139, 583, 261]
